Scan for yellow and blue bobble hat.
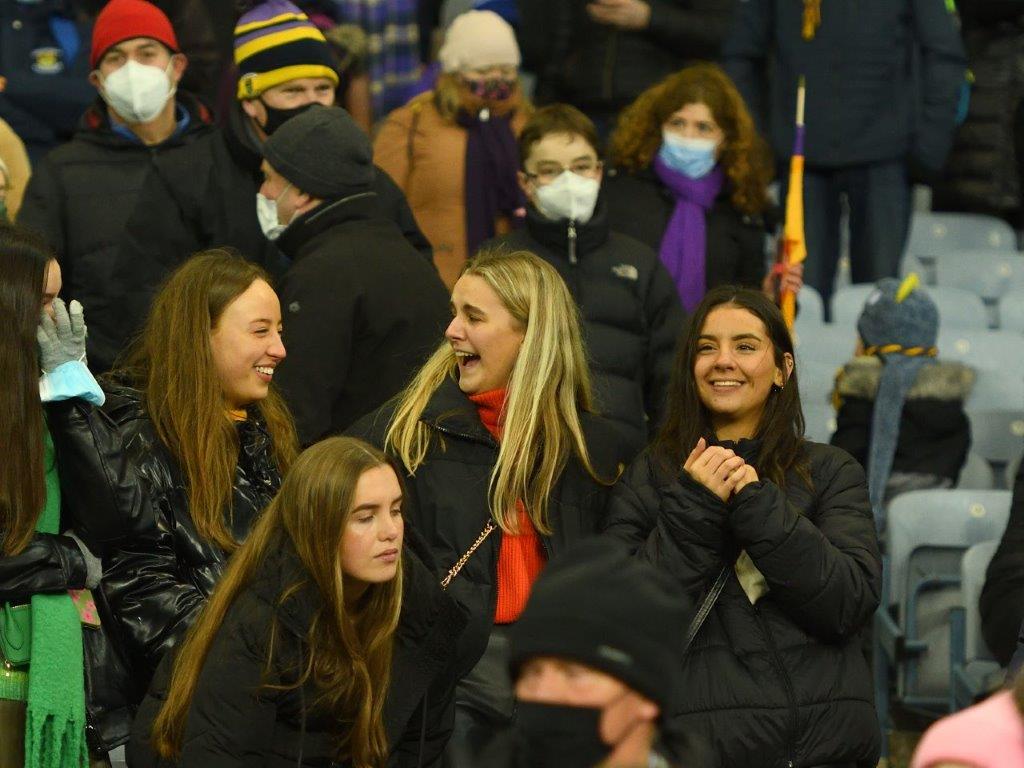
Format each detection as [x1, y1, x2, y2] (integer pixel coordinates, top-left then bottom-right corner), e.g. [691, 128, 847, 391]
[234, 0, 339, 100]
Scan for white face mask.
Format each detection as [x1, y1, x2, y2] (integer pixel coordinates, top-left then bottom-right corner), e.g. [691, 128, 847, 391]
[256, 184, 293, 241]
[534, 171, 600, 224]
[98, 59, 176, 125]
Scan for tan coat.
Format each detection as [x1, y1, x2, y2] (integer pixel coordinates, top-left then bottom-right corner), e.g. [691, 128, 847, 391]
[0, 117, 31, 220]
[373, 96, 527, 288]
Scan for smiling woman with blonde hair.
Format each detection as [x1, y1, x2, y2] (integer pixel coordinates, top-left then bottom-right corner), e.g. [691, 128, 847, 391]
[351, 248, 627, 765]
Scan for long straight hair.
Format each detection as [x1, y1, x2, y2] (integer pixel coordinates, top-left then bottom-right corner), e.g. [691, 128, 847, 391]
[653, 286, 808, 487]
[152, 437, 404, 766]
[386, 248, 607, 535]
[0, 226, 52, 555]
[113, 250, 299, 552]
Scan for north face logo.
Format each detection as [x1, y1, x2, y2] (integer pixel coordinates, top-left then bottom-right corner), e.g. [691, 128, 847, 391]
[612, 264, 638, 281]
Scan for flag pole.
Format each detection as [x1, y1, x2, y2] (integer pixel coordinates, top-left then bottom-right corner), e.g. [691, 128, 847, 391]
[780, 77, 807, 330]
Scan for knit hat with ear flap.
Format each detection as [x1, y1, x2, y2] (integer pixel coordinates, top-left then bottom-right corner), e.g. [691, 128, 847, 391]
[438, 10, 521, 73]
[234, 0, 339, 100]
[856, 274, 939, 530]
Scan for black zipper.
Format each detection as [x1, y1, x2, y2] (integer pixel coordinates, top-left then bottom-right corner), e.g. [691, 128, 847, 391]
[567, 219, 578, 265]
[753, 603, 798, 768]
[431, 420, 496, 449]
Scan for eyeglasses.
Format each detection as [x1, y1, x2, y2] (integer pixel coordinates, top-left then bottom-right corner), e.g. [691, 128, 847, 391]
[525, 159, 603, 185]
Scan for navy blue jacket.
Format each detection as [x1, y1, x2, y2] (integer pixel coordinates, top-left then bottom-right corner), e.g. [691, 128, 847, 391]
[721, 0, 967, 171]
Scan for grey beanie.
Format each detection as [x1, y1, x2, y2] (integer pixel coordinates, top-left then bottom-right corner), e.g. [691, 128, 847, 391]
[856, 275, 939, 530]
[262, 104, 375, 199]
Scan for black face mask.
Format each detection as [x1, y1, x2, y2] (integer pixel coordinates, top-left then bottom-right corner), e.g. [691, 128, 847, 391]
[514, 701, 611, 768]
[258, 100, 317, 136]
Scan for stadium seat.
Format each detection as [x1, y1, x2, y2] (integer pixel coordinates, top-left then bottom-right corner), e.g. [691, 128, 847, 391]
[939, 329, 1024, 376]
[949, 541, 1004, 711]
[1000, 289, 1024, 333]
[792, 323, 855, 371]
[833, 283, 989, 330]
[957, 452, 996, 491]
[967, 409, 1024, 488]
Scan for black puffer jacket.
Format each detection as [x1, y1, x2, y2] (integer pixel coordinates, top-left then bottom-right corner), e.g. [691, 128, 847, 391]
[605, 440, 882, 768]
[127, 537, 466, 768]
[16, 94, 215, 372]
[980, 457, 1024, 666]
[349, 378, 629, 676]
[98, 385, 283, 699]
[602, 167, 768, 292]
[274, 193, 449, 446]
[831, 357, 974, 496]
[520, 0, 736, 115]
[113, 103, 433, 352]
[487, 203, 684, 457]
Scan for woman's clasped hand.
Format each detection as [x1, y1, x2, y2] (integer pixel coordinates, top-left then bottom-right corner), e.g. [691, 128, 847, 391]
[683, 437, 758, 502]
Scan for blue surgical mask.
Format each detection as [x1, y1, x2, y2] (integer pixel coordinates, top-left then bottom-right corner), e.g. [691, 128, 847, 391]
[658, 130, 718, 179]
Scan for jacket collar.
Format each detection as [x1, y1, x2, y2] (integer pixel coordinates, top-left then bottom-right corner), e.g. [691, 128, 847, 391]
[224, 100, 265, 175]
[419, 377, 497, 447]
[523, 199, 610, 256]
[77, 91, 214, 148]
[276, 191, 380, 260]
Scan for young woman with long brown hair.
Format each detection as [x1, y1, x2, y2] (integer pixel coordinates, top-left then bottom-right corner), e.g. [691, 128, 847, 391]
[0, 225, 128, 767]
[605, 286, 882, 768]
[603, 63, 801, 311]
[352, 248, 627, 766]
[126, 437, 463, 768]
[96, 249, 299, 700]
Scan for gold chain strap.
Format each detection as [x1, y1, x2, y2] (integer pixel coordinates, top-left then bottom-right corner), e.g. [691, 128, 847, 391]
[441, 521, 497, 590]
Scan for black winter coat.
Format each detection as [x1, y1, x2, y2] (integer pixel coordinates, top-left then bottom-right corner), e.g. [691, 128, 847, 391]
[831, 357, 973, 496]
[520, 0, 735, 115]
[487, 203, 684, 456]
[112, 103, 433, 352]
[274, 193, 449, 446]
[127, 539, 466, 768]
[350, 379, 629, 675]
[981, 457, 1024, 666]
[721, 0, 967, 171]
[17, 95, 215, 372]
[97, 386, 283, 699]
[605, 440, 882, 768]
[601, 167, 768, 292]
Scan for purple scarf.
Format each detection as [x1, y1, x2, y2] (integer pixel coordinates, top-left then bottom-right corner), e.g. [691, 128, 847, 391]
[653, 155, 725, 311]
[458, 109, 524, 257]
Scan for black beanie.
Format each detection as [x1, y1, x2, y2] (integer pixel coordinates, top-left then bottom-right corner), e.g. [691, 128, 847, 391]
[508, 538, 694, 710]
[262, 104, 375, 200]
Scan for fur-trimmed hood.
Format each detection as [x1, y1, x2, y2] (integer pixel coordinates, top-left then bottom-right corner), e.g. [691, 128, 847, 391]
[835, 356, 975, 401]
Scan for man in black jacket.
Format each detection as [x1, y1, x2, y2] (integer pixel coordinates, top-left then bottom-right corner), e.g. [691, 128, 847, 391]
[18, 0, 213, 372]
[261, 106, 449, 445]
[490, 104, 684, 457]
[480, 538, 714, 768]
[722, 0, 967, 309]
[111, 0, 432, 357]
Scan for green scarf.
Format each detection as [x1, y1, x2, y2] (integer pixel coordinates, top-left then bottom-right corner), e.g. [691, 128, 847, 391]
[23, 426, 89, 768]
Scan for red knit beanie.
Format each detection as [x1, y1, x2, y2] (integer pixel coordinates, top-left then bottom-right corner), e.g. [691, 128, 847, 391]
[90, 0, 179, 68]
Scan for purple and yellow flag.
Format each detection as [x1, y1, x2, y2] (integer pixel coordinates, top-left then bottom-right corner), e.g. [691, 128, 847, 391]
[781, 78, 807, 329]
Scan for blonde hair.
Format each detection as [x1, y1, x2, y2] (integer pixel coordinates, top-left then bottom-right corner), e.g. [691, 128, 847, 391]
[385, 249, 607, 534]
[410, 72, 533, 123]
[113, 250, 299, 552]
[153, 437, 403, 767]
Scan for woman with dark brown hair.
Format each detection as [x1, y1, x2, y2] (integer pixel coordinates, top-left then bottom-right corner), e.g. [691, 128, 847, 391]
[96, 249, 299, 700]
[127, 437, 463, 768]
[605, 286, 881, 767]
[604, 63, 801, 311]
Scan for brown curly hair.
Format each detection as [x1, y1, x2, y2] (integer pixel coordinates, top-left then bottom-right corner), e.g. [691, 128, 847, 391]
[608, 63, 773, 216]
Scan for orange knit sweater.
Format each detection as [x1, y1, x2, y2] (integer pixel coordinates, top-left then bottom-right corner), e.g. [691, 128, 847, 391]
[469, 389, 547, 624]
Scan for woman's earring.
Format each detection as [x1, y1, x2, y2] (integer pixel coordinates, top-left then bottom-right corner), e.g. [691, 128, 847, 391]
[771, 382, 783, 393]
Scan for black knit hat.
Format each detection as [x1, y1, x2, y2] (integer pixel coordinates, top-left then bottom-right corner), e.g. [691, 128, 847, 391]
[508, 538, 694, 709]
[262, 105, 375, 199]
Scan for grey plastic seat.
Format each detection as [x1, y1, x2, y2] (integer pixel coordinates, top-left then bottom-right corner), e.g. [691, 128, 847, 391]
[1000, 289, 1024, 333]
[802, 402, 837, 444]
[905, 212, 1017, 258]
[956, 452, 995, 491]
[931, 250, 1024, 302]
[950, 541, 1004, 710]
[798, 359, 840, 408]
[939, 329, 1024, 376]
[832, 283, 989, 330]
[792, 323, 856, 371]
[875, 490, 1011, 732]
[968, 369, 1024, 412]
[795, 284, 825, 326]
[968, 410, 1024, 488]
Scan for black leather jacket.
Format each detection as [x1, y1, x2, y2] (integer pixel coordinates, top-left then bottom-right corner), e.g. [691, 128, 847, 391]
[95, 386, 284, 700]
